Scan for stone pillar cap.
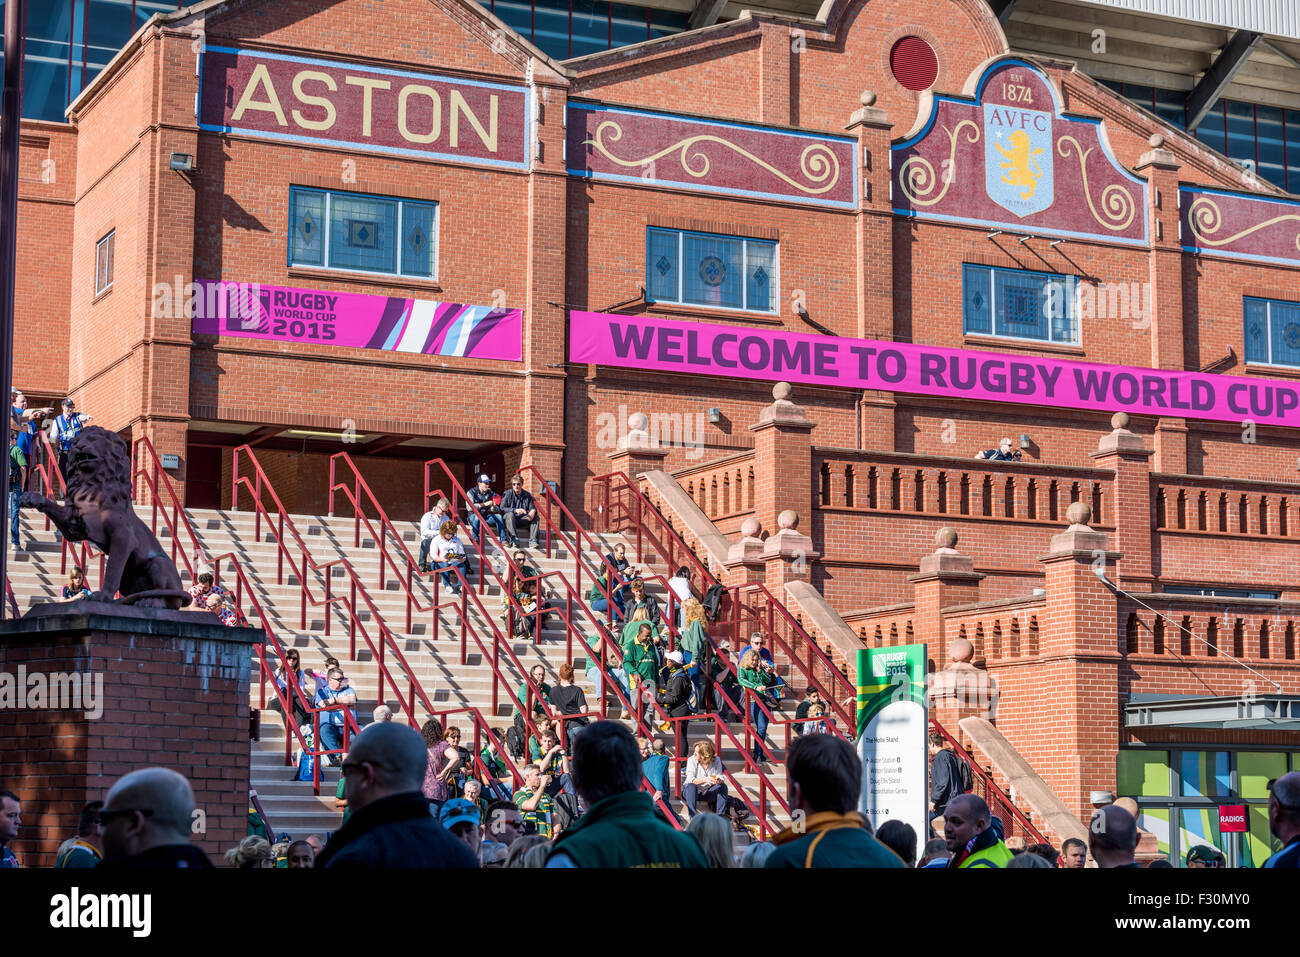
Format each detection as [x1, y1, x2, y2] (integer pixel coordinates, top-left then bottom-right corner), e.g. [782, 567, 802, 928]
[1094, 411, 1151, 456]
[752, 382, 813, 430]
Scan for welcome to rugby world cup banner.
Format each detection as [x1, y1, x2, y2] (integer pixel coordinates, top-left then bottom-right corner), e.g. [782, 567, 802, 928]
[193, 279, 522, 361]
[569, 311, 1300, 427]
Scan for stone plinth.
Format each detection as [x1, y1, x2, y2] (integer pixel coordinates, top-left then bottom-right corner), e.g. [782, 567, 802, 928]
[0, 604, 259, 867]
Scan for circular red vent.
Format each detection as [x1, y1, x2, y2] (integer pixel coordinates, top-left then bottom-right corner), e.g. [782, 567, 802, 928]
[890, 36, 938, 92]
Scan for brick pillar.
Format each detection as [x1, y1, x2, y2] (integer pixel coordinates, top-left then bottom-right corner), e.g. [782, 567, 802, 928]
[908, 527, 984, 666]
[1137, 135, 1188, 473]
[1090, 411, 1155, 591]
[134, 32, 201, 508]
[929, 636, 998, 752]
[1035, 502, 1123, 825]
[749, 382, 815, 538]
[759, 21, 792, 126]
[521, 72, 569, 494]
[0, 605, 257, 866]
[723, 516, 766, 586]
[605, 413, 670, 479]
[761, 509, 818, 590]
[848, 91, 896, 449]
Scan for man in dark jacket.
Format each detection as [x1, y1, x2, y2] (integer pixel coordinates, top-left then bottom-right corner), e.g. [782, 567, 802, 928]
[465, 474, 505, 545]
[928, 731, 966, 834]
[660, 650, 694, 756]
[766, 734, 905, 868]
[98, 768, 213, 868]
[546, 722, 707, 867]
[500, 475, 539, 548]
[316, 723, 478, 869]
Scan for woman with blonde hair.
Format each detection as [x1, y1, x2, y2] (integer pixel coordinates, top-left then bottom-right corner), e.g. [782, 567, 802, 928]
[224, 835, 273, 868]
[430, 519, 469, 594]
[738, 648, 775, 765]
[679, 597, 711, 710]
[61, 566, 91, 600]
[686, 811, 735, 868]
[682, 738, 729, 819]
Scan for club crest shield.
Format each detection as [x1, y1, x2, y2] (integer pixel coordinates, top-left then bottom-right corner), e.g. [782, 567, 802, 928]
[984, 104, 1053, 217]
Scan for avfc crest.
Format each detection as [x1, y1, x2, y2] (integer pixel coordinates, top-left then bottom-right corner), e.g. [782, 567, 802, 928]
[984, 104, 1053, 217]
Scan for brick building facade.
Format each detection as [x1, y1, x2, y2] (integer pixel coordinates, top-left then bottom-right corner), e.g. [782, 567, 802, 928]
[11, 0, 1300, 862]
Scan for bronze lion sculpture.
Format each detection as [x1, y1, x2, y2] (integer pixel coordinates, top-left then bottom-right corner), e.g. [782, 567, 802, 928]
[20, 426, 191, 609]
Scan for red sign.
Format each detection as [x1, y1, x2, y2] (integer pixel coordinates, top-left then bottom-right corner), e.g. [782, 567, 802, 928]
[200, 47, 530, 170]
[1218, 805, 1248, 833]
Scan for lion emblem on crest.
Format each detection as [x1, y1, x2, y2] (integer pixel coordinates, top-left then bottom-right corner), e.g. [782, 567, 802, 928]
[20, 426, 191, 609]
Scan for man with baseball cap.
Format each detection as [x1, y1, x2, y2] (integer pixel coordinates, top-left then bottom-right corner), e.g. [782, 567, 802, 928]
[1185, 843, 1225, 868]
[53, 398, 91, 485]
[465, 474, 505, 546]
[439, 797, 483, 863]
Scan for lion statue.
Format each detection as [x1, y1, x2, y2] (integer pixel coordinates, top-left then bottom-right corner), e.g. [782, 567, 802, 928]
[20, 426, 191, 610]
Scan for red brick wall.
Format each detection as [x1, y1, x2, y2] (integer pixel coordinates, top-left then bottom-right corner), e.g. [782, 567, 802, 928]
[0, 617, 252, 867]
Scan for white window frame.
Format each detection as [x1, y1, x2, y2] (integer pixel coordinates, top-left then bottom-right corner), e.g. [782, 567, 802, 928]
[95, 229, 115, 296]
[1244, 296, 1300, 369]
[963, 263, 1080, 347]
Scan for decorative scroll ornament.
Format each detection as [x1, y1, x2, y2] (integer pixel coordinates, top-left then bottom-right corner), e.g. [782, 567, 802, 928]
[583, 120, 841, 195]
[1055, 136, 1135, 232]
[1188, 196, 1300, 253]
[899, 120, 979, 207]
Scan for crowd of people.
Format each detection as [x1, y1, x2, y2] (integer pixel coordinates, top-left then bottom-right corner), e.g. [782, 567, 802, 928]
[11, 729, 1293, 869]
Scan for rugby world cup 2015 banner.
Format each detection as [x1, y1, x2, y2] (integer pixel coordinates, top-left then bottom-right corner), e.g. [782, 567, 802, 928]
[570, 311, 1300, 427]
[193, 280, 522, 361]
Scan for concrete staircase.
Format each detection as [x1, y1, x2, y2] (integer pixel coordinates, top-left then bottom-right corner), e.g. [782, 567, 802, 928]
[8, 503, 794, 844]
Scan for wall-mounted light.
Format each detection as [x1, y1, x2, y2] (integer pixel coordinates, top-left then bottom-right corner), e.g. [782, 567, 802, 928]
[1019, 433, 1031, 449]
[169, 152, 195, 173]
[707, 408, 722, 424]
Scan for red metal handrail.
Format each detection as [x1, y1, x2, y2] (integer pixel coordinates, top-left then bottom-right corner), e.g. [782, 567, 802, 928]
[322, 452, 569, 745]
[234, 444, 551, 740]
[929, 719, 1046, 845]
[131, 437, 361, 794]
[592, 465, 1049, 845]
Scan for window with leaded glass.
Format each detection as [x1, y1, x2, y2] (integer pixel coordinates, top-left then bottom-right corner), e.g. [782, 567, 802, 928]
[646, 227, 777, 314]
[1245, 296, 1300, 369]
[962, 263, 1078, 345]
[289, 187, 436, 279]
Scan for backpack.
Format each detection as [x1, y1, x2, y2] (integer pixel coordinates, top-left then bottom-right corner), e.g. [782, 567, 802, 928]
[958, 753, 974, 793]
[701, 583, 726, 621]
[505, 717, 527, 761]
[553, 792, 583, 834]
[295, 750, 314, 782]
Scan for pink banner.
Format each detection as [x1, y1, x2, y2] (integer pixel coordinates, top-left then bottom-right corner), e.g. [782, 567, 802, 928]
[570, 311, 1300, 427]
[193, 279, 522, 361]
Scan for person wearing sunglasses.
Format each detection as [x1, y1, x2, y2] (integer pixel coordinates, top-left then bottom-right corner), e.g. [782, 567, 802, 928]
[97, 768, 213, 868]
[313, 667, 358, 762]
[314, 723, 478, 869]
[1266, 772, 1300, 868]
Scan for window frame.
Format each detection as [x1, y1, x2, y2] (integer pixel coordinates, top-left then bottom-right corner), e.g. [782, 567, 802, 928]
[1243, 295, 1300, 369]
[288, 186, 439, 282]
[1120, 746, 1300, 868]
[962, 262, 1080, 347]
[644, 226, 779, 316]
[94, 229, 115, 297]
